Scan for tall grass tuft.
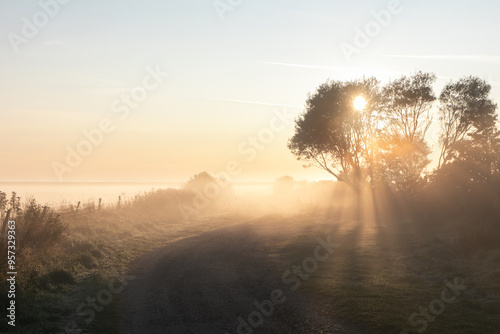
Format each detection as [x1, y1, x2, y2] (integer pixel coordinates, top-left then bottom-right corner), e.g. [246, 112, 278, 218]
[0, 197, 67, 291]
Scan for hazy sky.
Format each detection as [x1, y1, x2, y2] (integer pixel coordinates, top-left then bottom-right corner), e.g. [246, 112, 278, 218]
[1, 0, 499, 182]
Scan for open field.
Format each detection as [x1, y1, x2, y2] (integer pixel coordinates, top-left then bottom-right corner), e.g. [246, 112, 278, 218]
[118, 212, 500, 334]
[2, 185, 499, 333]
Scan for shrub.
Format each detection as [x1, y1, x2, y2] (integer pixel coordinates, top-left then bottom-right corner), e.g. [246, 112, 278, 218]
[16, 199, 67, 255]
[0, 197, 68, 291]
[183, 171, 235, 212]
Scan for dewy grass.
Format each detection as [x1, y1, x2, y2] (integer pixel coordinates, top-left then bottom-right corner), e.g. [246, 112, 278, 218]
[268, 216, 500, 334]
[1, 186, 499, 333]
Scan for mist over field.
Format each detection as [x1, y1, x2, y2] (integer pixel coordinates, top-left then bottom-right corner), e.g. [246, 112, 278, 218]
[2, 0, 500, 333]
[2, 163, 500, 333]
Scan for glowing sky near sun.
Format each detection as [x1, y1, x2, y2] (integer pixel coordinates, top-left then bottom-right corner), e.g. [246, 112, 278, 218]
[1, 0, 499, 182]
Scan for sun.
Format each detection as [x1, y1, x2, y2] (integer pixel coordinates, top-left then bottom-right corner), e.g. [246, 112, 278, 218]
[354, 96, 367, 111]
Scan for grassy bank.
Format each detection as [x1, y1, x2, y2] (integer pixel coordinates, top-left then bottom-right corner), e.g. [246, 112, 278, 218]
[0, 188, 240, 333]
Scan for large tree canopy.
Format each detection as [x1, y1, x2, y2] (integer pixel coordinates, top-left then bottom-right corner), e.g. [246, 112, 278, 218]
[288, 73, 437, 191]
[434, 76, 500, 194]
[288, 77, 381, 188]
[438, 76, 498, 169]
[377, 72, 436, 191]
[381, 72, 436, 143]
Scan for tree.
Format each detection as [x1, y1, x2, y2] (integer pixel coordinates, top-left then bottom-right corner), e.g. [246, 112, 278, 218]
[273, 176, 295, 196]
[0, 191, 7, 213]
[382, 72, 436, 143]
[288, 77, 381, 189]
[432, 77, 500, 222]
[184, 172, 220, 191]
[9, 191, 21, 214]
[184, 171, 235, 210]
[378, 72, 436, 191]
[377, 135, 431, 192]
[437, 76, 498, 169]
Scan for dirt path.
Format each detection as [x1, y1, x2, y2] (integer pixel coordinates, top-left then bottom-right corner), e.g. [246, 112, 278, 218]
[120, 220, 371, 334]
